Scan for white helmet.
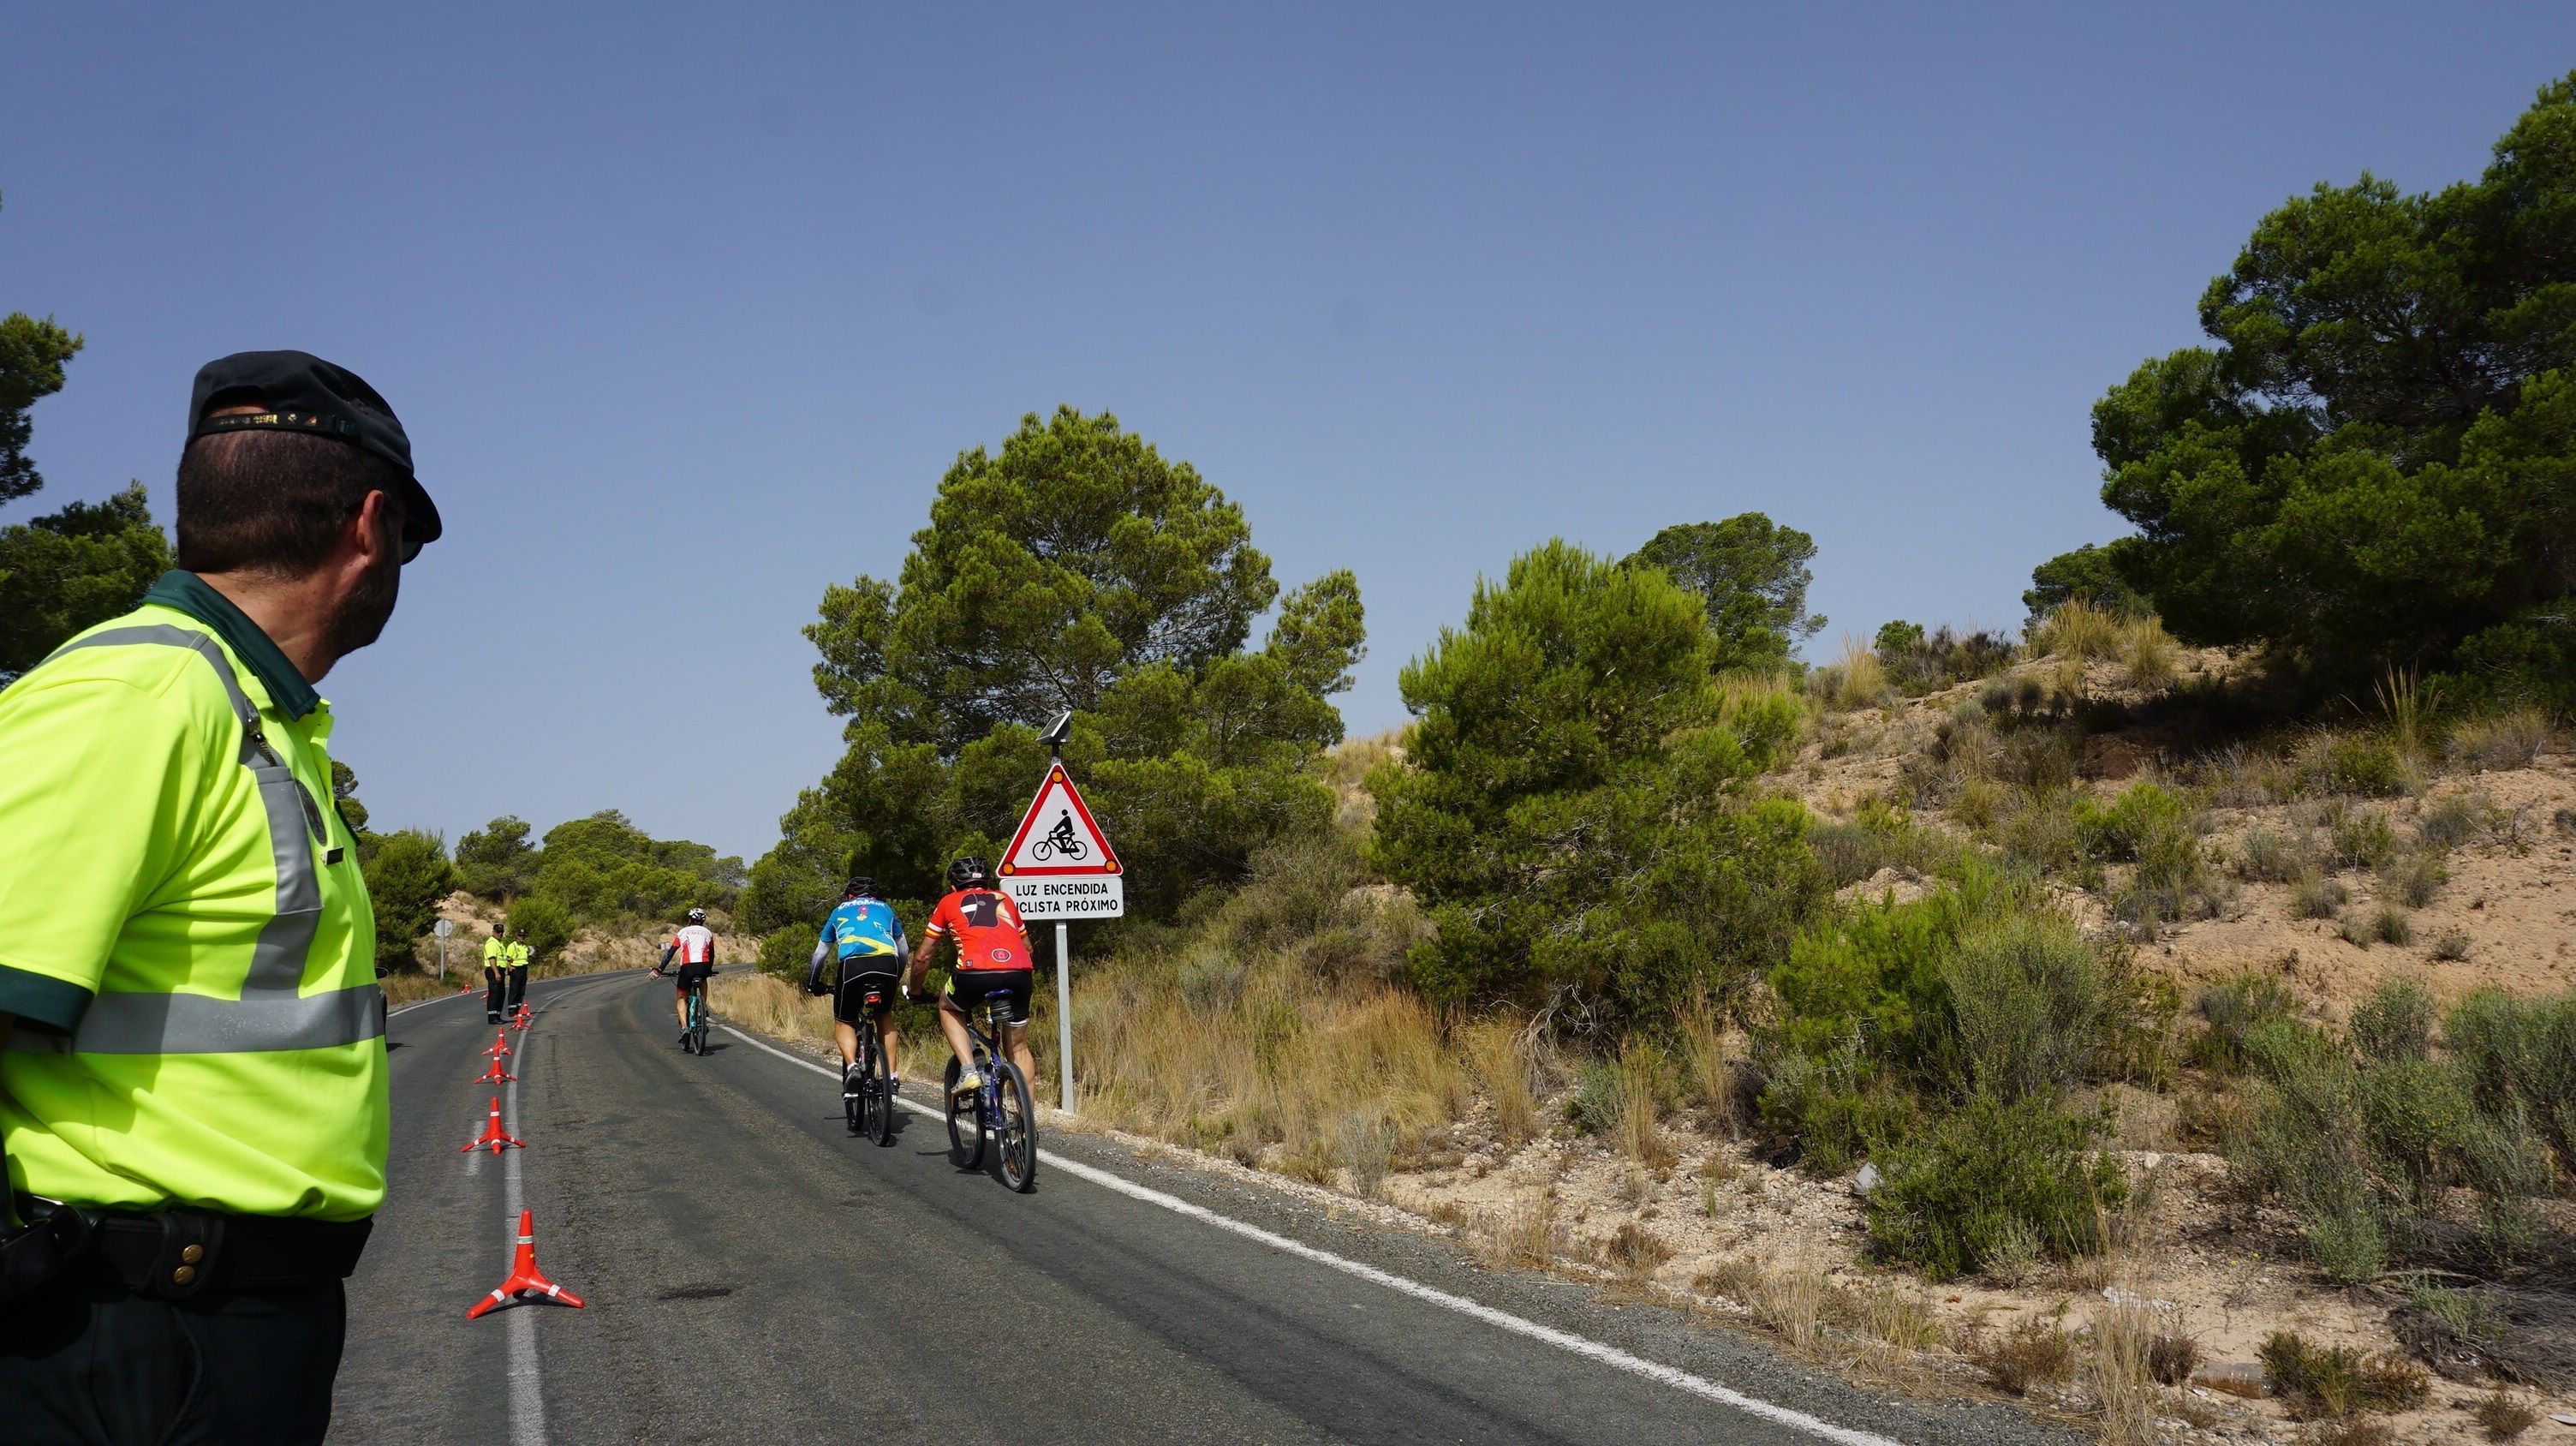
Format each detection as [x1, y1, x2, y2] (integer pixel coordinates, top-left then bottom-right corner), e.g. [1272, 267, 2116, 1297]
[686, 907, 707, 925]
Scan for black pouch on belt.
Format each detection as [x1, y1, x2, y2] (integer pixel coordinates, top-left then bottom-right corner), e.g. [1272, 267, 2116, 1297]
[0, 1192, 94, 1304]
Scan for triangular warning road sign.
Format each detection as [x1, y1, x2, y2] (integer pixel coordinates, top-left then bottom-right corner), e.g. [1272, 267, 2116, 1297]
[999, 762, 1122, 878]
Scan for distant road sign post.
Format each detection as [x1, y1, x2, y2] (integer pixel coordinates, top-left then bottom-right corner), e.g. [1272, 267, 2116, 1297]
[433, 917, 454, 982]
[999, 734, 1123, 1113]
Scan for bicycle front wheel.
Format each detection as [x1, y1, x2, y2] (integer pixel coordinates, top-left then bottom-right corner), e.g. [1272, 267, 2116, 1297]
[993, 1060, 1037, 1192]
[863, 1035, 894, 1146]
[945, 1059, 986, 1168]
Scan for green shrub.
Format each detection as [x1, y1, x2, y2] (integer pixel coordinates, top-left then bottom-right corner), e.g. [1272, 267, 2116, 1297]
[2414, 791, 2493, 850]
[361, 829, 454, 960]
[2190, 971, 2304, 1073]
[1989, 790, 2084, 874]
[507, 894, 575, 965]
[2297, 734, 2414, 798]
[1864, 1091, 2125, 1282]
[2075, 781, 2197, 863]
[2445, 989, 2576, 1169]
[2329, 809, 2400, 870]
[1941, 912, 2107, 1101]
[2233, 826, 2311, 882]
[2112, 822, 2227, 937]
[2350, 977, 2436, 1064]
[757, 923, 811, 980]
[2378, 851, 2448, 909]
[2258, 1333, 2429, 1419]
[2290, 871, 2349, 920]
[2373, 904, 2412, 947]
[1994, 727, 2079, 793]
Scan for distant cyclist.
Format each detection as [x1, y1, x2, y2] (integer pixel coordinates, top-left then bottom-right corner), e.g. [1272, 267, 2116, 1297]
[805, 875, 909, 1098]
[905, 857, 1038, 1097]
[655, 907, 718, 1047]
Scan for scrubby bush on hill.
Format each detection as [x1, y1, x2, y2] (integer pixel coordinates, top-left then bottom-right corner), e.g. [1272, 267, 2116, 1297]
[1368, 541, 1821, 1023]
[2221, 979, 2568, 1283]
[1756, 851, 2155, 1276]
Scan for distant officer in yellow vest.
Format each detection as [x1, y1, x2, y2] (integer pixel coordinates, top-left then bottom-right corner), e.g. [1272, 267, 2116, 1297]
[0, 351, 440, 1445]
[503, 930, 532, 1013]
[482, 923, 509, 1023]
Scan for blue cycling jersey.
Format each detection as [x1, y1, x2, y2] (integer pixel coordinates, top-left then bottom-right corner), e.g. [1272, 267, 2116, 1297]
[820, 898, 906, 962]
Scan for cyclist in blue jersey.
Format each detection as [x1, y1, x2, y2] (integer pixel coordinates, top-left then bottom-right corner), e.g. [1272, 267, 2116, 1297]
[805, 876, 909, 1098]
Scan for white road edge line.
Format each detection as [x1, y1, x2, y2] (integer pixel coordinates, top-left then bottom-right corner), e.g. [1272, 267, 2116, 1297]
[717, 1023, 1899, 1446]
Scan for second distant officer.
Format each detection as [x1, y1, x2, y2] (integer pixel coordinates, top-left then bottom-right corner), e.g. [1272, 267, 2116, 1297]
[483, 923, 509, 1023]
[503, 929, 532, 1015]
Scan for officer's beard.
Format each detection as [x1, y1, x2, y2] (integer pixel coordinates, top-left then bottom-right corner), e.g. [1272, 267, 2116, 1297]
[326, 545, 403, 660]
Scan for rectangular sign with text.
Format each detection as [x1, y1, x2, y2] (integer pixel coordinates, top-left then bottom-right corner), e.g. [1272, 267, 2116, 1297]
[1001, 875, 1124, 920]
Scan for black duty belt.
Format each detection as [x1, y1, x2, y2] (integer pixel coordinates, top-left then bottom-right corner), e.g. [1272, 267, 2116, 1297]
[28, 1203, 372, 1300]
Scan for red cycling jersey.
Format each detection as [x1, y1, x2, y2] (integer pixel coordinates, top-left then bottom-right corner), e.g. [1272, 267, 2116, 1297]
[923, 888, 1032, 971]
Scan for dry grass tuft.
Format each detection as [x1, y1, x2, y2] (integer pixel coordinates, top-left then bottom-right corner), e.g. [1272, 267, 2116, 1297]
[1747, 1266, 1835, 1355]
[2448, 708, 2552, 772]
[2474, 1389, 2542, 1442]
[1974, 1316, 2076, 1395]
[1076, 943, 1470, 1174]
[2122, 616, 2180, 690]
[1819, 636, 1890, 712]
[1477, 1196, 1563, 1270]
[2030, 599, 2126, 662]
[711, 970, 837, 1047]
[1464, 1019, 1541, 1144]
[1602, 1220, 1673, 1281]
[2259, 1331, 2429, 1421]
[2090, 1303, 2160, 1446]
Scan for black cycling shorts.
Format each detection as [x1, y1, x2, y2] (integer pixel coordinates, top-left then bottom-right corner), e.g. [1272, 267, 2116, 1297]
[832, 967, 901, 1027]
[673, 962, 713, 993]
[944, 968, 1033, 1027]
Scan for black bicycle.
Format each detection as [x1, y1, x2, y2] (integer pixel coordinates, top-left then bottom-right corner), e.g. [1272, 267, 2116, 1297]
[944, 987, 1037, 1192]
[841, 977, 897, 1146]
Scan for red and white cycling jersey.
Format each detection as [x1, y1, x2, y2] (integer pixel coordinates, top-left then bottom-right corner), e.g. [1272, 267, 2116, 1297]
[666, 923, 716, 965]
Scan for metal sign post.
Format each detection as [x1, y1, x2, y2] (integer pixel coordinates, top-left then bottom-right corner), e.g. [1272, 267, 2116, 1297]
[433, 917, 454, 983]
[1054, 920, 1073, 1113]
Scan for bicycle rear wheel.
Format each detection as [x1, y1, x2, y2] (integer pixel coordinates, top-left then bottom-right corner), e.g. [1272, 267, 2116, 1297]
[862, 1034, 894, 1145]
[844, 1037, 867, 1134]
[690, 989, 709, 1055]
[993, 1060, 1037, 1192]
[945, 1059, 986, 1168]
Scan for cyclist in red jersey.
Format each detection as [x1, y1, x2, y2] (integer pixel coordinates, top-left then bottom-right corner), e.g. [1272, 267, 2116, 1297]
[904, 856, 1038, 1096]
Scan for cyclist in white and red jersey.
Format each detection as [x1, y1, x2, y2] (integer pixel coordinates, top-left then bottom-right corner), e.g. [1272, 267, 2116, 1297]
[655, 908, 718, 1045]
[905, 857, 1038, 1096]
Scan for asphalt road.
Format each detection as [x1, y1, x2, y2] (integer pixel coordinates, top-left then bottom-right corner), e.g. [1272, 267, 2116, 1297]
[330, 971, 2075, 1445]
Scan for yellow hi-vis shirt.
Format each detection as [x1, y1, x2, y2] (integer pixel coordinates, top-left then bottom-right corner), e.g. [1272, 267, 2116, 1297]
[483, 935, 507, 971]
[0, 576, 386, 1221]
[504, 941, 529, 970]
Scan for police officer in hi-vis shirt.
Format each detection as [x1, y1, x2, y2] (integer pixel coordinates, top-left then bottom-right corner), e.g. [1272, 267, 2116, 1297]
[0, 351, 439, 1444]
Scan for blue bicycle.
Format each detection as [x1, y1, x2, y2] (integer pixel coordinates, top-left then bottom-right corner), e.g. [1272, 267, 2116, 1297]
[944, 987, 1037, 1192]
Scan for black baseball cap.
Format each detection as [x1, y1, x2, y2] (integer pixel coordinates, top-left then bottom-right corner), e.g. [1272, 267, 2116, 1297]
[188, 350, 443, 559]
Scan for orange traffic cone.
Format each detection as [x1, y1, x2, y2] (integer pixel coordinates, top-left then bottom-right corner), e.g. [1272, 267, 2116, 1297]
[485, 1031, 512, 1059]
[466, 1210, 584, 1318]
[511, 1002, 533, 1031]
[459, 1096, 526, 1154]
[476, 1055, 516, 1084]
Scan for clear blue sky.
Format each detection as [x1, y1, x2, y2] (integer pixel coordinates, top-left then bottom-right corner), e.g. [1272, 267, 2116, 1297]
[5, 3, 2570, 859]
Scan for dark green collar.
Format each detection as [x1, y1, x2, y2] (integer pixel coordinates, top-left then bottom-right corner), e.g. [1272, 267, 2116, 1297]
[141, 571, 321, 720]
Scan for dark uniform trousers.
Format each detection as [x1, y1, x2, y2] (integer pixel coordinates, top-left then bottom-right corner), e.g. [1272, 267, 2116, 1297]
[504, 964, 529, 1012]
[484, 965, 506, 1019]
[0, 1278, 345, 1444]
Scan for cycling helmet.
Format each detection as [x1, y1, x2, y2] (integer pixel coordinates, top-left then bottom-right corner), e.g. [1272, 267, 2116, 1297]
[844, 875, 877, 899]
[686, 907, 707, 924]
[946, 856, 993, 890]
